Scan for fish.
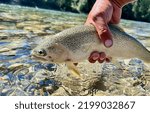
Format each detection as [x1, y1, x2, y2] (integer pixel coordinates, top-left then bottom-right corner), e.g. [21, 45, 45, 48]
[31, 24, 150, 78]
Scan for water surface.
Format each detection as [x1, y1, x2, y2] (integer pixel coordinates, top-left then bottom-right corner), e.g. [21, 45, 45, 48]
[0, 4, 149, 96]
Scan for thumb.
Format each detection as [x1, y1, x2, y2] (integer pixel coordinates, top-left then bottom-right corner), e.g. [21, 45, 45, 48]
[94, 21, 113, 48]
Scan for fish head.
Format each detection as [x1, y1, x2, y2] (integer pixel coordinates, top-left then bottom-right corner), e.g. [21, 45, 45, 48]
[31, 43, 68, 63]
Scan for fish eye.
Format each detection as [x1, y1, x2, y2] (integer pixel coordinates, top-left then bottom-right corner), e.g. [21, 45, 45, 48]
[37, 49, 47, 56]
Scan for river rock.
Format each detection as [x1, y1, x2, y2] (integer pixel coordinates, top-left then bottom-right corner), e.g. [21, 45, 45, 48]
[0, 13, 18, 22]
[0, 25, 8, 30]
[0, 48, 10, 53]
[16, 21, 41, 29]
[9, 87, 28, 96]
[1, 88, 15, 96]
[8, 63, 29, 72]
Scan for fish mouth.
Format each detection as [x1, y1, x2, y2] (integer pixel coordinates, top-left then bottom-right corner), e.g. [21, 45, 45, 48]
[31, 54, 47, 62]
[31, 54, 55, 63]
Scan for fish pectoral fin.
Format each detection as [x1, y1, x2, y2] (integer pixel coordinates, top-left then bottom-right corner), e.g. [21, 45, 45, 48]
[66, 62, 81, 78]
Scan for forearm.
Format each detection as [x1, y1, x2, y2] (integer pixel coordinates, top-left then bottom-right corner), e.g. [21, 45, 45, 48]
[111, 0, 135, 7]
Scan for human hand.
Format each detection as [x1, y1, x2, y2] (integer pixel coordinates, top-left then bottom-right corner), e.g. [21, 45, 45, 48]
[86, 0, 133, 63]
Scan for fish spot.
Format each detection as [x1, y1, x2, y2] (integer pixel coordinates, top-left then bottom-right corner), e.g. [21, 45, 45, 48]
[65, 58, 72, 62]
[48, 56, 52, 59]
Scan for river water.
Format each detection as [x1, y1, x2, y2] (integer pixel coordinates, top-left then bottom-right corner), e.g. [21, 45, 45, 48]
[0, 4, 150, 96]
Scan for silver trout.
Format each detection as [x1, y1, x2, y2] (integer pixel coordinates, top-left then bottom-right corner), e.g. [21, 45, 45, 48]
[31, 24, 150, 77]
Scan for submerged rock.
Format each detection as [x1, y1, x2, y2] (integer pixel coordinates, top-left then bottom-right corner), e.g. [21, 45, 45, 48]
[1, 88, 15, 96]
[9, 87, 28, 96]
[0, 13, 18, 22]
[0, 25, 9, 30]
[0, 48, 10, 53]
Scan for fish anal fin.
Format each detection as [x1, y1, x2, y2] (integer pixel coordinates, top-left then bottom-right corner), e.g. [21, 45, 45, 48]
[66, 62, 81, 78]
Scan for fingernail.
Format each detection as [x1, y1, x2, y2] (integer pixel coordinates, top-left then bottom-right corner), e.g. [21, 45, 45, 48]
[105, 39, 112, 47]
[99, 52, 106, 60]
[92, 53, 100, 60]
[89, 51, 100, 61]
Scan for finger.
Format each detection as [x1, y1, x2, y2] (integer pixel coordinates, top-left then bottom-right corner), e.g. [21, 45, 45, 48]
[99, 24, 113, 48]
[110, 4, 122, 24]
[85, 17, 113, 47]
[88, 51, 100, 63]
[89, 51, 100, 60]
[93, 19, 113, 48]
[98, 52, 106, 63]
[99, 52, 106, 60]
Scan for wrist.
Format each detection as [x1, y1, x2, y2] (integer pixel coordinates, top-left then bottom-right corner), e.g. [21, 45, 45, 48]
[111, 0, 134, 8]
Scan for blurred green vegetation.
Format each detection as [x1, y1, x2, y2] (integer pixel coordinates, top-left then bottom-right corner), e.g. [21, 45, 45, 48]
[0, 0, 150, 22]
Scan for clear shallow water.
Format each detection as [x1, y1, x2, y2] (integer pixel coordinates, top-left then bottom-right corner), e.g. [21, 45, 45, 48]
[0, 4, 150, 96]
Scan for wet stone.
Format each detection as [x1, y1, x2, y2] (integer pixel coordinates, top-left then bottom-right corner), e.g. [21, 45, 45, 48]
[24, 84, 37, 95]
[127, 59, 145, 78]
[13, 68, 29, 76]
[144, 82, 150, 91]
[0, 25, 9, 30]
[27, 69, 60, 95]
[1, 88, 15, 96]
[8, 63, 30, 72]
[94, 90, 111, 96]
[31, 63, 56, 72]
[0, 13, 18, 22]
[0, 33, 11, 40]
[31, 69, 55, 84]
[0, 29, 29, 37]
[16, 21, 41, 29]
[0, 48, 10, 53]
[0, 75, 10, 82]
[0, 64, 7, 71]
[9, 87, 28, 96]
[129, 58, 143, 65]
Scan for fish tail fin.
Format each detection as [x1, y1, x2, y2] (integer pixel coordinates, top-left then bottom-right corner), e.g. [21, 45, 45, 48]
[66, 62, 81, 79]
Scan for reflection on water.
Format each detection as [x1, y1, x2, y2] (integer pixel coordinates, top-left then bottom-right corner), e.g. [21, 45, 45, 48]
[0, 4, 150, 96]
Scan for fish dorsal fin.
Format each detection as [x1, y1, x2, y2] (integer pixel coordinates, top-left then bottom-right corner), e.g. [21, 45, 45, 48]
[66, 62, 81, 78]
